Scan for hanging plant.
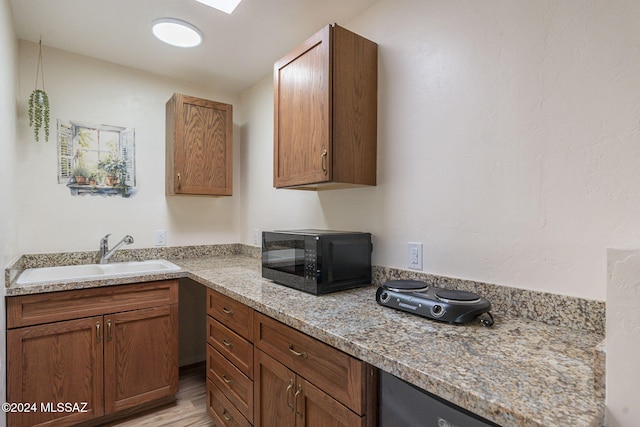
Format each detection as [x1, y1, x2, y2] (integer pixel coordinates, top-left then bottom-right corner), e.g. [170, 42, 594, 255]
[28, 38, 50, 142]
[28, 89, 49, 142]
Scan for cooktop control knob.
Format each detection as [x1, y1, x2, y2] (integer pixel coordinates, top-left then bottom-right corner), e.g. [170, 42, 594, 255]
[380, 291, 390, 303]
[430, 304, 445, 317]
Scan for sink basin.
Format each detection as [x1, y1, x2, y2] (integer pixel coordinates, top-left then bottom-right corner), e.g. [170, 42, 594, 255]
[17, 259, 181, 285]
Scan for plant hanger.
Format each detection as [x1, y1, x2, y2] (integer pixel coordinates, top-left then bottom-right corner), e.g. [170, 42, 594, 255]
[28, 37, 50, 142]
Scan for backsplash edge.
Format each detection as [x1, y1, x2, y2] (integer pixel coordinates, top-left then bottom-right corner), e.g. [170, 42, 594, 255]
[6, 244, 604, 334]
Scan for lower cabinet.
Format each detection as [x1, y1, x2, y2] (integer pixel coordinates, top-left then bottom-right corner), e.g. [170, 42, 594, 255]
[6, 280, 179, 427]
[204, 288, 377, 427]
[254, 350, 364, 427]
[206, 289, 255, 426]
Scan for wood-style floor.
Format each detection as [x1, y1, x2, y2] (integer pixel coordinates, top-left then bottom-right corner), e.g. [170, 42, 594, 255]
[100, 364, 215, 427]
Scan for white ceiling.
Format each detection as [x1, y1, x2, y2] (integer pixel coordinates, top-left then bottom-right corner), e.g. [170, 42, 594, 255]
[10, 0, 378, 93]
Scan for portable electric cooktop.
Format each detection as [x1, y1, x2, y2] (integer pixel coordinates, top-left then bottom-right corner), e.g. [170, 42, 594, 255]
[376, 280, 494, 326]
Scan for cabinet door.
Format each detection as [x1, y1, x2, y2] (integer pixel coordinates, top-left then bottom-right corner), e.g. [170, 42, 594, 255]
[167, 93, 233, 196]
[274, 24, 331, 188]
[254, 350, 296, 427]
[104, 305, 179, 413]
[7, 316, 104, 427]
[295, 377, 364, 427]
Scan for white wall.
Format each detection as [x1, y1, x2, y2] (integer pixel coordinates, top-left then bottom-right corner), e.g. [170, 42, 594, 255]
[0, 0, 17, 424]
[13, 1, 640, 302]
[240, 0, 640, 301]
[16, 41, 242, 253]
[239, 77, 327, 244]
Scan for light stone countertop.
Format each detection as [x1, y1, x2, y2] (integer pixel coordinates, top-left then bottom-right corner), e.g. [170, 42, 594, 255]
[6, 253, 605, 427]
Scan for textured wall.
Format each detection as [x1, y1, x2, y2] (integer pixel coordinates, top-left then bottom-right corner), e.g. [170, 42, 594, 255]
[241, 0, 640, 301]
[607, 249, 640, 426]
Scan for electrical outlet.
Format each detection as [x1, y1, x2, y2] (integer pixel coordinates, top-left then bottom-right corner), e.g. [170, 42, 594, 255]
[155, 230, 166, 247]
[408, 242, 423, 270]
[253, 229, 260, 245]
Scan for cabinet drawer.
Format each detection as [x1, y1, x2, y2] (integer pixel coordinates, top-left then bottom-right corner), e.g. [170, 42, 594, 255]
[207, 378, 251, 427]
[207, 345, 253, 423]
[254, 312, 366, 414]
[207, 316, 253, 378]
[207, 289, 253, 341]
[7, 280, 179, 328]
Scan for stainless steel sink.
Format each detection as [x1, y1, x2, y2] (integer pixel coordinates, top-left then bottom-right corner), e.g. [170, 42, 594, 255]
[17, 259, 181, 285]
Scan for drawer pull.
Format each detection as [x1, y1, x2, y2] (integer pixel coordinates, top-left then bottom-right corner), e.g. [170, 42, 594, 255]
[294, 384, 303, 417]
[222, 373, 233, 385]
[222, 307, 234, 315]
[288, 344, 308, 359]
[96, 321, 101, 343]
[222, 338, 233, 348]
[221, 409, 232, 421]
[286, 379, 294, 410]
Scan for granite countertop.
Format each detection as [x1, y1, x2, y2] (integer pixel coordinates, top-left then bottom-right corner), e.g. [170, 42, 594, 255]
[6, 252, 605, 427]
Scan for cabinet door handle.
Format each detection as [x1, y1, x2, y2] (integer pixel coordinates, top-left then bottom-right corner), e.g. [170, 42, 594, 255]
[222, 338, 233, 348]
[286, 379, 294, 410]
[221, 409, 232, 421]
[222, 373, 233, 385]
[106, 319, 112, 341]
[288, 344, 308, 359]
[294, 384, 303, 418]
[321, 149, 328, 175]
[177, 172, 182, 190]
[222, 307, 234, 315]
[96, 321, 101, 343]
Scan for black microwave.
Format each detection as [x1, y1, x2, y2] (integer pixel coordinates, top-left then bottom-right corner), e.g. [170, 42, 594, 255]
[262, 230, 372, 295]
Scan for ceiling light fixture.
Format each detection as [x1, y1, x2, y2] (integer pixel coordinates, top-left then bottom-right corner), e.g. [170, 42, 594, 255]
[151, 18, 203, 48]
[194, 0, 243, 14]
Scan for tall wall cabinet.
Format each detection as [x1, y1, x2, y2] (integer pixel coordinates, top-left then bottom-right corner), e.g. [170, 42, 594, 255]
[166, 93, 233, 196]
[273, 24, 378, 190]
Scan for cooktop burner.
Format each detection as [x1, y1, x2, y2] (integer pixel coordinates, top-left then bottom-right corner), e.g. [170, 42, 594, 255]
[376, 280, 494, 326]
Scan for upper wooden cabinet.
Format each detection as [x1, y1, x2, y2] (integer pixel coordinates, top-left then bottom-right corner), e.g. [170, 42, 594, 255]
[166, 93, 233, 196]
[273, 24, 377, 190]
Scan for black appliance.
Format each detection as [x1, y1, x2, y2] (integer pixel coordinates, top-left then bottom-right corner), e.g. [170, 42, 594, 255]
[262, 230, 372, 295]
[376, 280, 494, 326]
[379, 371, 499, 427]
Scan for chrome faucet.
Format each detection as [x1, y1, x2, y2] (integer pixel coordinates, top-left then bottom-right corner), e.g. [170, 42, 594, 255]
[99, 234, 134, 264]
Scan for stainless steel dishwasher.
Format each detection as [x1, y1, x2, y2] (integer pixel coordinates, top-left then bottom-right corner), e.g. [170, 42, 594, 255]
[379, 371, 500, 427]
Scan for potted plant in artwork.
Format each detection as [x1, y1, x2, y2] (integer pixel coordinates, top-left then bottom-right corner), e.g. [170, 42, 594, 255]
[88, 172, 100, 186]
[98, 156, 127, 186]
[72, 164, 90, 185]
